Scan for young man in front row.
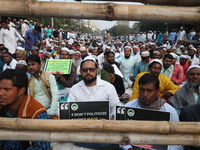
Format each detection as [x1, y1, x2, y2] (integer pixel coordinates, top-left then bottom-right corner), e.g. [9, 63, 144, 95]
[0, 69, 50, 150]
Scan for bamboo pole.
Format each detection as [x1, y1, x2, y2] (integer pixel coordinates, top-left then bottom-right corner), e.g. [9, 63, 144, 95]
[0, 1, 199, 24]
[76, 0, 200, 6]
[0, 130, 200, 146]
[1, 117, 200, 134]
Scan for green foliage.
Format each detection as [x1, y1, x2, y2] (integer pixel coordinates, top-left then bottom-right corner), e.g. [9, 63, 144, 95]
[109, 24, 132, 36]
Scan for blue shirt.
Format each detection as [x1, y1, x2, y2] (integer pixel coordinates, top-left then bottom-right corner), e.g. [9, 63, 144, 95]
[24, 29, 42, 50]
[169, 32, 176, 41]
[0, 112, 50, 150]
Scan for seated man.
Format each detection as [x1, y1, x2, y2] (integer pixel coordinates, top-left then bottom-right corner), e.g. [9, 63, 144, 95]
[180, 104, 200, 150]
[26, 54, 59, 118]
[121, 73, 183, 150]
[161, 54, 174, 79]
[0, 69, 50, 149]
[129, 59, 180, 101]
[170, 65, 200, 115]
[53, 56, 122, 150]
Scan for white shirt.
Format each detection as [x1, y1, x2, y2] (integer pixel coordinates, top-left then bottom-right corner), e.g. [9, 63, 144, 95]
[0, 27, 23, 54]
[3, 59, 17, 71]
[190, 55, 199, 65]
[68, 77, 122, 119]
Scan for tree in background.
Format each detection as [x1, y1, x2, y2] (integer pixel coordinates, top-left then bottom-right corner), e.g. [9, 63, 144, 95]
[109, 24, 132, 36]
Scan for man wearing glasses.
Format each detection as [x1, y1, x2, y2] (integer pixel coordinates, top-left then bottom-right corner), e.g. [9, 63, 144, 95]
[68, 56, 121, 120]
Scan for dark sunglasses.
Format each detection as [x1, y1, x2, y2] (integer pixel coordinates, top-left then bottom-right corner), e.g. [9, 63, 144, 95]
[81, 68, 96, 72]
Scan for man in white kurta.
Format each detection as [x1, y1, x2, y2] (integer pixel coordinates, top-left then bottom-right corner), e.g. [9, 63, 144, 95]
[0, 20, 24, 54]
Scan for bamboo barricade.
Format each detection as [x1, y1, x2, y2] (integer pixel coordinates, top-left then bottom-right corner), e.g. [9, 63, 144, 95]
[1, 118, 200, 146]
[76, 0, 200, 6]
[1, 117, 200, 134]
[0, 0, 199, 24]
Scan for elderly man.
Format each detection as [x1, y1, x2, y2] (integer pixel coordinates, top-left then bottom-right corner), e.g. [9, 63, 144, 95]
[129, 59, 180, 101]
[121, 73, 183, 150]
[170, 65, 200, 115]
[116, 46, 137, 87]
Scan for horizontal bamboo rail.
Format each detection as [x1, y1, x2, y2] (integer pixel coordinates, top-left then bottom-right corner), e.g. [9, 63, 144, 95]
[1, 117, 200, 134]
[76, 0, 200, 6]
[0, 130, 200, 146]
[0, 1, 199, 24]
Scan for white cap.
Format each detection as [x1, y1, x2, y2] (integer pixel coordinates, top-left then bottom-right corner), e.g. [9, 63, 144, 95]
[187, 65, 200, 72]
[80, 47, 86, 52]
[82, 55, 97, 63]
[180, 45, 185, 48]
[69, 50, 75, 55]
[170, 52, 178, 59]
[180, 55, 189, 59]
[61, 47, 69, 52]
[16, 47, 25, 51]
[17, 60, 27, 66]
[190, 47, 197, 52]
[141, 51, 150, 57]
[149, 59, 162, 66]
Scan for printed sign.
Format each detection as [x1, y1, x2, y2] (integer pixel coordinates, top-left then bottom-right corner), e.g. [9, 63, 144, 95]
[44, 59, 72, 74]
[116, 106, 170, 150]
[59, 101, 109, 120]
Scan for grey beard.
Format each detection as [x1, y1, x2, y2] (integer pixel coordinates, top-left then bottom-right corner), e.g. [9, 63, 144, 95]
[188, 81, 200, 92]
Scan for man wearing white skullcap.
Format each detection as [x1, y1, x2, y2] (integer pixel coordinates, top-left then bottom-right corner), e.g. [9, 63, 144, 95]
[130, 59, 179, 101]
[188, 47, 199, 65]
[132, 51, 150, 81]
[116, 46, 137, 87]
[170, 65, 200, 115]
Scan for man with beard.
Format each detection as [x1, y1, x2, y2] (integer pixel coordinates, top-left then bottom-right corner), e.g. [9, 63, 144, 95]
[161, 54, 174, 79]
[58, 56, 121, 149]
[104, 51, 120, 69]
[68, 56, 121, 119]
[116, 46, 137, 87]
[0, 69, 50, 150]
[26, 54, 59, 119]
[170, 65, 200, 115]
[121, 73, 183, 150]
[129, 59, 180, 101]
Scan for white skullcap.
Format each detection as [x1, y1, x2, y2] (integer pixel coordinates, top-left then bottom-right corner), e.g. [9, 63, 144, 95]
[16, 47, 25, 51]
[180, 45, 185, 48]
[180, 55, 189, 59]
[170, 53, 178, 59]
[141, 51, 150, 57]
[61, 47, 69, 52]
[106, 46, 111, 49]
[69, 50, 75, 55]
[140, 45, 145, 48]
[82, 55, 97, 63]
[153, 51, 160, 54]
[190, 47, 197, 52]
[17, 60, 27, 66]
[187, 65, 200, 72]
[80, 47, 86, 52]
[149, 59, 162, 66]
[189, 44, 194, 48]
[74, 51, 81, 55]
[98, 43, 102, 46]
[124, 46, 132, 50]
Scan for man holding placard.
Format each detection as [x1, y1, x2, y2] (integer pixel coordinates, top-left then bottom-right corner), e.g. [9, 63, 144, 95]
[120, 73, 183, 150]
[53, 56, 122, 150]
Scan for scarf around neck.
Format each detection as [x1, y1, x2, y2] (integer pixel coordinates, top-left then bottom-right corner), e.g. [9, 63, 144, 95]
[138, 97, 166, 110]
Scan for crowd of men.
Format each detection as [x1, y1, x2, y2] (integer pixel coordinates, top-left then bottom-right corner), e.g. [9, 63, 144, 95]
[0, 17, 200, 150]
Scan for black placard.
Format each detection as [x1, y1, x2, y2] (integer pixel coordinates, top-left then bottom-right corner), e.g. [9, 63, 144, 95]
[59, 101, 109, 120]
[116, 106, 170, 150]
